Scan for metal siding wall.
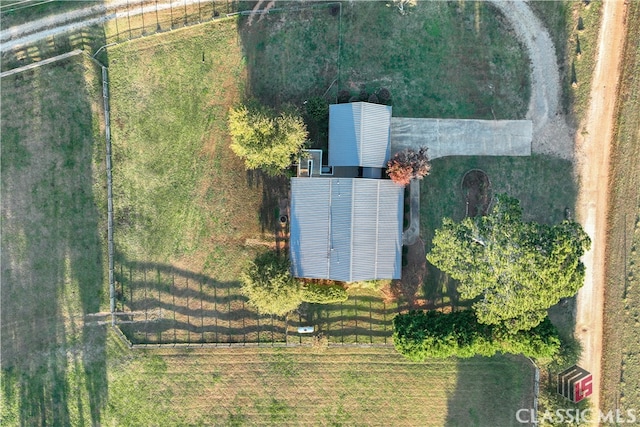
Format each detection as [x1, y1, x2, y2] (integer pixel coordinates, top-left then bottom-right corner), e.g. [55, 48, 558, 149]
[290, 178, 403, 281]
[370, 181, 403, 279]
[360, 103, 392, 168]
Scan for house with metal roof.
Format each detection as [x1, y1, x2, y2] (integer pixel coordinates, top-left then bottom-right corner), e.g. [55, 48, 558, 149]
[290, 101, 403, 282]
[290, 178, 403, 281]
[328, 102, 393, 168]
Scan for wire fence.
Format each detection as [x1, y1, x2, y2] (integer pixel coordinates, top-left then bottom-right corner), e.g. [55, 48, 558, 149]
[104, 0, 238, 44]
[114, 261, 400, 347]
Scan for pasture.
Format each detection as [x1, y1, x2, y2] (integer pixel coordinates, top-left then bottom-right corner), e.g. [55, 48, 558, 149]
[0, 54, 108, 426]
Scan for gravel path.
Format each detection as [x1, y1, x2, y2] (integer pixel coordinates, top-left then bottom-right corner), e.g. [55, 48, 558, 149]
[488, 0, 574, 160]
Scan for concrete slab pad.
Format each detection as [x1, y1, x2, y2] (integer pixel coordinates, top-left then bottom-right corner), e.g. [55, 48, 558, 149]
[390, 118, 532, 159]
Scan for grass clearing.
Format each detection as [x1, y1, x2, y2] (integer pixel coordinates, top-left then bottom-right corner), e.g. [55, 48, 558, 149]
[109, 18, 264, 265]
[0, 0, 96, 28]
[241, 1, 530, 119]
[600, 0, 640, 411]
[0, 54, 108, 426]
[102, 344, 533, 426]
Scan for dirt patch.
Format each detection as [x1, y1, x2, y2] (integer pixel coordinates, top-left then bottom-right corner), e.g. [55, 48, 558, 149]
[462, 169, 491, 217]
[391, 238, 426, 307]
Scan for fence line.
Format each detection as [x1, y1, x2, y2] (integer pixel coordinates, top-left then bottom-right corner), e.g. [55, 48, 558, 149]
[93, 59, 116, 327]
[0, 49, 82, 78]
[128, 341, 394, 350]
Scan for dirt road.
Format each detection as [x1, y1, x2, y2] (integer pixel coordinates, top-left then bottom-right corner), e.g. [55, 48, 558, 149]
[574, 0, 627, 415]
[0, 0, 213, 52]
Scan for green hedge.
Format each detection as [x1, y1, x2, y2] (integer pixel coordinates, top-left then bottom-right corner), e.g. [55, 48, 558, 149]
[393, 310, 561, 361]
[301, 283, 348, 304]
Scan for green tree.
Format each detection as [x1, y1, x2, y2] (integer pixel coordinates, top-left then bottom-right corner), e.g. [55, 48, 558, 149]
[393, 310, 561, 361]
[427, 194, 591, 332]
[240, 252, 303, 316]
[228, 104, 308, 176]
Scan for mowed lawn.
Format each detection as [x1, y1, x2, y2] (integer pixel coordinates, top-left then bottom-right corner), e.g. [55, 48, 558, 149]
[241, 1, 530, 119]
[103, 343, 534, 426]
[0, 55, 109, 426]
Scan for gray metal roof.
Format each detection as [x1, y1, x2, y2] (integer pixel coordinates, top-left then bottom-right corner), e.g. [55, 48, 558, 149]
[289, 178, 403, 282]
[328, 102, 392, 168]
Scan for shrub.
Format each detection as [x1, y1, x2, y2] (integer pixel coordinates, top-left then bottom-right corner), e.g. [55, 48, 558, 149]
[577, 16, 584, 31]
[240, 252, 303, 316]
[386, 147, 431, 186]
[337, 90, 351, 103]
[377, 87, 391, 103]
[348, 96, 360, 103]
[368, 94, 380, 104]
[301, 283, 348, 304]
[305, 96, 329, 124]
[393, 310, 561, 361]
[358, 90, 369, 101]
[347, 279, 391, 292]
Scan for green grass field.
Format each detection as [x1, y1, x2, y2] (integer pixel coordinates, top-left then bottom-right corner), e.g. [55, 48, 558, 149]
[0, 0, 96, 28]
[100, 343, 533, 426]
[0, 54, 109, 426]
[241, 1, 530, 120]
[600, 1, 640, 411]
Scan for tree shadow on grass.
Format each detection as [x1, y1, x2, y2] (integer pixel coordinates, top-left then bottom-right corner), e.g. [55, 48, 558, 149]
[1, 25, 109, 425]
[445, 355, 535, 426]
[114, 257, 290, 345]
[246, 169, 290, 234]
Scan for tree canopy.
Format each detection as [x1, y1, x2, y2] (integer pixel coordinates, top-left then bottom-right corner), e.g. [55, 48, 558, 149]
[427, 194, 591, 332]
[241, 252, 350, 316]
[393, 310, 561, 361]
[240, 251, 303, 316]
[228, 104, 307, 176]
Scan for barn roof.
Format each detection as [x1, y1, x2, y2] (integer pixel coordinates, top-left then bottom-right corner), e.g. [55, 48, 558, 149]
[289, 177, 403, 282]
[328, 102, 392, 168]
